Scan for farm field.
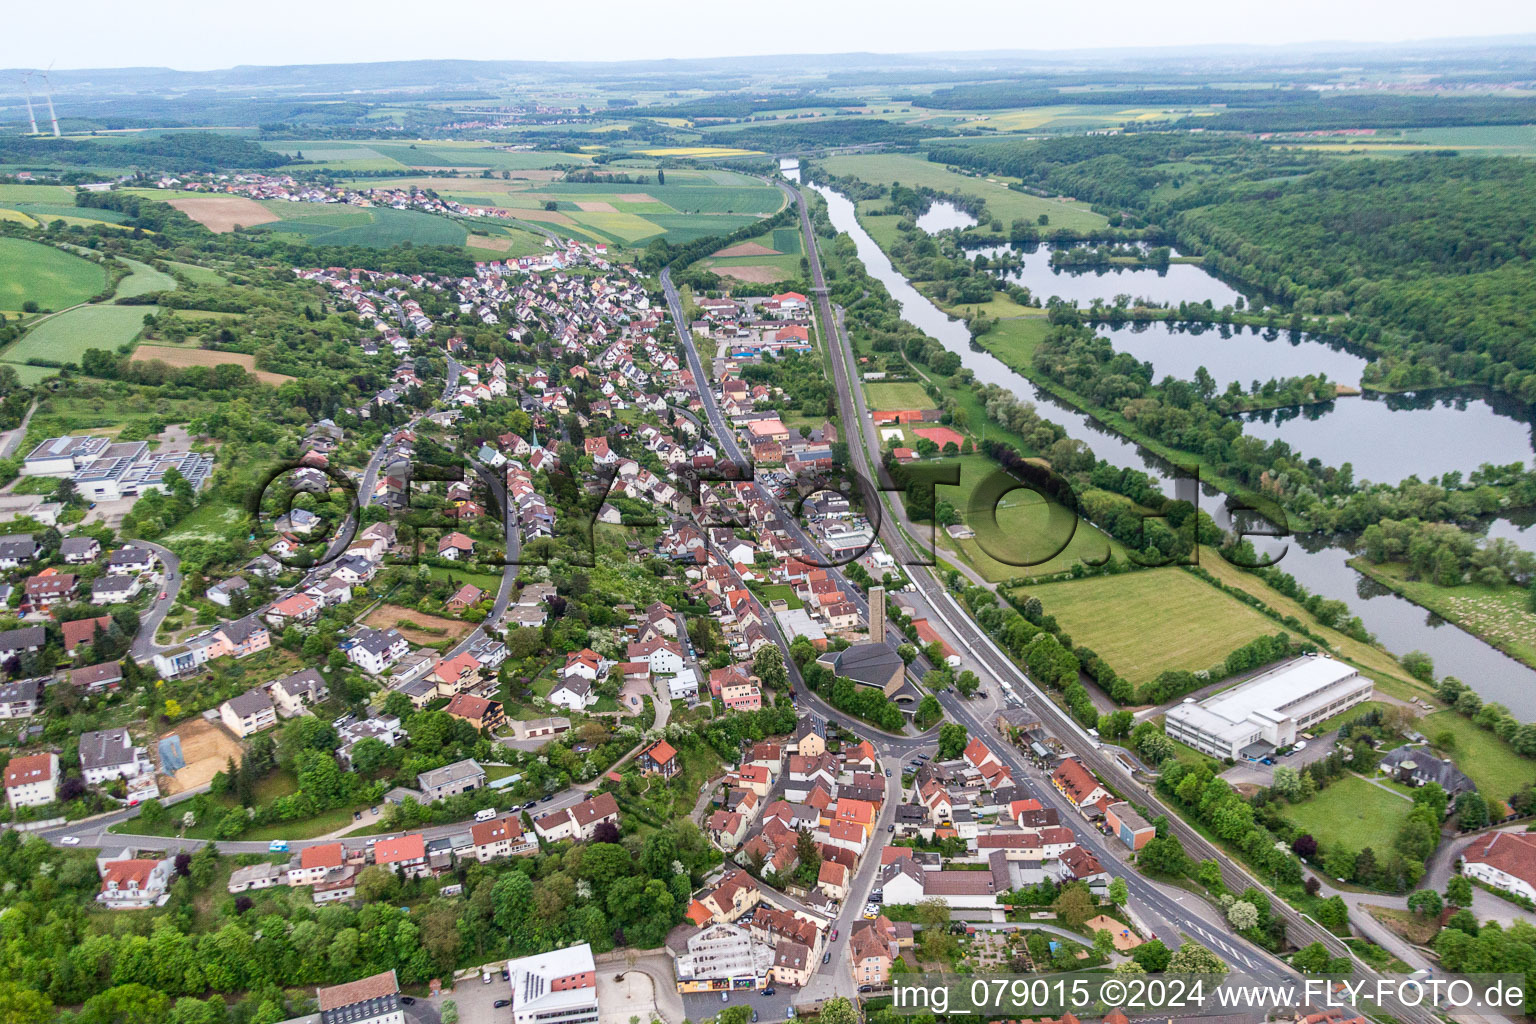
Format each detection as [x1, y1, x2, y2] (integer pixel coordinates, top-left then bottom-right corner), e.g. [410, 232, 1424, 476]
[1016, 568, 1281, 683]
[131, 344, 294, 385]
[256, 205, 468, 247]
[864, 381, 934, 410]
[0, 183, 75, 204]
[693, 224, 803, 281]
[263, 139, 590, 173]
[1, 305, 153, 382]
[823, 152, 1107, 232]
[1419, 712, 1534, 810]
[0, 237, 105, 312]
[1282, 774, 1415, 853]
[0, 202, 129, 226]
[167, 194, 279, 232]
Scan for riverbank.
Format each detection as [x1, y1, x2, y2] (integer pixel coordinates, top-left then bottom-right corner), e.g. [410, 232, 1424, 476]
[1349, 558, 1536, 673]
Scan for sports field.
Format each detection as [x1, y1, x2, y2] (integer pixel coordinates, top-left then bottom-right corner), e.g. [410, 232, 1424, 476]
[865, 381, 934, 410]
[822, 152, 1107, 232]
[1016, 568, 1281, 684]
[1282, 775, 1414, 853]
[0, 237, 105, 312]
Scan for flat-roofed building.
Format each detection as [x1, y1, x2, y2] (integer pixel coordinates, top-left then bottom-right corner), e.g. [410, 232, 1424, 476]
[506, 943, 599, 1024]
[1164, 655, 1371, 760]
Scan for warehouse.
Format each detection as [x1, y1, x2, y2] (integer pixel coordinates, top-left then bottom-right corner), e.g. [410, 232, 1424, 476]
[1164, 656, 1372, 760]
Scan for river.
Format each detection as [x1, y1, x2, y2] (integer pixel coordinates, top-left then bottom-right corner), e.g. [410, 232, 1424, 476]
[813, 181, 1536, 710]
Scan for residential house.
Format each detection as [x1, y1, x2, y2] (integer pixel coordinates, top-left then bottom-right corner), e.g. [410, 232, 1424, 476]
[471, 815, 537, 862]
[374, 834, 429, 879]
[79, 727, 147, 785]
[348, 627, 410, 675]
[4, 752, 58, 808]
[98, 856, 174, 909]
[0, 679, 40, 719]
[221, 688, 277, 737]
[315, 970, 404, 1024]
[638, 739, 680, 778]
[533, 792, 620, 842]
[418, 759, 485, 802]
[270, 668, 329, 716]
[1461, 831, 1536, 904]
[445, 693, 505, 733]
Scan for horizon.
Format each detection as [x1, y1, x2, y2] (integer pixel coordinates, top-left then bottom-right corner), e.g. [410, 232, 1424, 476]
[5, 0, 1536, 74]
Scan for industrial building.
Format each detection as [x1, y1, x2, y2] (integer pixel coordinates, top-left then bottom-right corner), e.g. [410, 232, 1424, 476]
[1163, 655, 1372, 760]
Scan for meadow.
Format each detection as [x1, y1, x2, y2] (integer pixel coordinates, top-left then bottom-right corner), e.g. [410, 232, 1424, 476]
[1016, 568, 1281, 684]
[864, 381, 934, 410]
[0, 237, 106, 312]
[1282, 774, 1415, 853]
[0, 305, 153, 382]
[822, 152, 1107, 232]
[262, 140, 590, 174]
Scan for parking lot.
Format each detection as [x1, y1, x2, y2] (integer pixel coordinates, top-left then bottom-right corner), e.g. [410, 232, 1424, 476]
[1220, 732, 1340, 788]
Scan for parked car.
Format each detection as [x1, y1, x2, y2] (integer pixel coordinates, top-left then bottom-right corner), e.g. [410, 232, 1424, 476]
[858, 986, 874, 993]
[752, 1012, 759, 1022]
[762, 988, 776, 997]
[884, 769, 892, 777]
[887, 824, 894, 833]
[830, 928, 838, 941]
[721, 992, 730, 1002]
[494, 1000, 510, 1008]
[268, 840, 289, 853]
[61, 836, 80, 845]
[158, 592, 167, 600]
[541, 795, 554, 802]
[400, 997, 415, 1006]
[821, 952, 831, 964]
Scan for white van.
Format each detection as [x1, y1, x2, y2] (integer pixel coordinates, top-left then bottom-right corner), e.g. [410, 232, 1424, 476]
[474, 808, 497, 823]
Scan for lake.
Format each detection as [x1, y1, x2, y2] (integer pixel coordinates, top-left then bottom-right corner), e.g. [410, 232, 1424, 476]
[815, 181, 1536, 712]
[976, 241, 1252, 309]
[1098, 321, 1370, 391]
[916, 200, 978, 234]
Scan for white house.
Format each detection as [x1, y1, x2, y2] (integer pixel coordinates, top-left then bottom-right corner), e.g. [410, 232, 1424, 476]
[348, 627, 410, 675]
[1461, 832, 1536, 904]
[4, 752, 58, 808]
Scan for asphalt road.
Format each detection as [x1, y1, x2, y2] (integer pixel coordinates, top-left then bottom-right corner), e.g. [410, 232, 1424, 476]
[126, 540, 182, 661]
[774, 176, 1448, 1023]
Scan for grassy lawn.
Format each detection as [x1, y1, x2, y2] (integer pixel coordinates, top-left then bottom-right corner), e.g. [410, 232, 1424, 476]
[750, 583, 803, 610]
[1310, 700, 1396, 735]
[158, 499, 253, 546]
[425, 564, 505, 594]
[1282, 775, 1414, 852]
[1015, 569, 1282, 684]
[821, 152, 1107, 233]
[864, 381, 934, 410]
[974, 316, 1053, 367]
[919, 453, 1126, 579]
[0, 237, 105, 312]
[1420, 711, 1535, 809]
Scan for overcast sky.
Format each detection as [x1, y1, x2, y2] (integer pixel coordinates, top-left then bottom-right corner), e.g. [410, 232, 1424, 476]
[4, 0, 1534, 71]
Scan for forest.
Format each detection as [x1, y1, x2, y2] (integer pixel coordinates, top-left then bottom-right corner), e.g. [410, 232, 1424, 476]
[0, 133, 289, 173]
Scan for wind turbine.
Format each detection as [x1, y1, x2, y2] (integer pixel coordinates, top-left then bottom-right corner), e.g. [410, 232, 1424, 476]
[40, 65, 60, 137]
[20, 72, 39, 135]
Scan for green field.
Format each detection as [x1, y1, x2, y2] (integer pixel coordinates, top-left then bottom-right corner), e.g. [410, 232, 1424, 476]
[924, 454, 1125, 583]
[0, 237, 105, 312]
[164, 261, 226, 285]
[1420, 712, 1535, 809]
[822, 152, 1108, 232]
[1017, 568, 1282, 684]
[115, 257, 176, 299]
[0, 183, 76, 204]
[257, 205, 468, 248]
[864, 381, 934, 410]
[265, 140, 589, 173]
[1, 202, 129, 225]
[1283, 775, 1415, 853]
[1, 305, 154, 380]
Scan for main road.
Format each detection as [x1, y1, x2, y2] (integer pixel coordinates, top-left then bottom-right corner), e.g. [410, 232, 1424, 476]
[772, 177, 1445, 1023]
